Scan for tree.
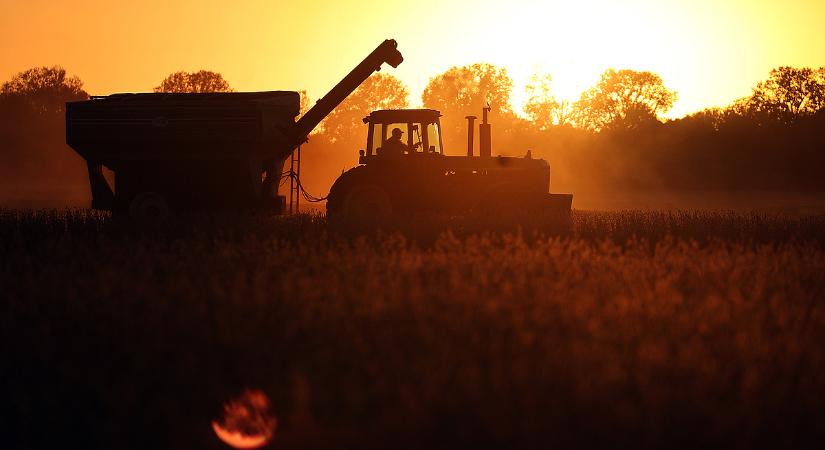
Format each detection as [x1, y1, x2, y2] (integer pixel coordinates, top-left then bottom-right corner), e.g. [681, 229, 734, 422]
[1, 66, 87, 114]
[573, 69, 676, 131]
[524, 72, 573, 130]
[746, 66, 825, 124]
[320, 73, 409, 144]
[422, 63, 513, 116]
[683, 107, 729, 131]
[422, 63, 514, 150]
[154, 70, 232, 93]
[298, 90, 311, 117]
[0, 66, 89, 190]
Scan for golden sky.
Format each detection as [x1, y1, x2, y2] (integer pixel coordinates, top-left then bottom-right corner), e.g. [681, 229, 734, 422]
[2, 0, 823, 118]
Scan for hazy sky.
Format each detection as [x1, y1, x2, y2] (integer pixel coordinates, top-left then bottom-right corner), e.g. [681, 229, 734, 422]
[1, 0, 823, 118]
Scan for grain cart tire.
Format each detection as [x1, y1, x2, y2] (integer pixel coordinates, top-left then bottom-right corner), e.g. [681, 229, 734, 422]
[342, 185, 392, 224]
[129, 192, 170, 224]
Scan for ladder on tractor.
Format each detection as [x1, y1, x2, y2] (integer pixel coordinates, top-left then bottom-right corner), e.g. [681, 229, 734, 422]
[288, 145, 301, 213]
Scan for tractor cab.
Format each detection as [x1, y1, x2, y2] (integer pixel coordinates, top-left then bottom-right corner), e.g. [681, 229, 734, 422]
[359, 109, 444, 164]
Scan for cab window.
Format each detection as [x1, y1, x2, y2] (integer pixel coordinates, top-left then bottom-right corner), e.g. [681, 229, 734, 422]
[425, 122, 442, 154]
[370, 123, 382, 155]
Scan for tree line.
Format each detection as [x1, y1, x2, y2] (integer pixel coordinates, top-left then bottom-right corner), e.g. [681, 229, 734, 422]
[304, 64, 825, 197]
[1, 64, 824, 207]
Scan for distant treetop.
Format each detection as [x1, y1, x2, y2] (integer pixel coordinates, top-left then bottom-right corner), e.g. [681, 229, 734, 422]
[746, 66, 825, 124]
[154, 70, 233, 93]
[524, 72, 574, 129]
[1, 66, 88, 114]
[573, 69, 677, 132]
[422, 63, 514, 116]
[321, 73, 409, 144]
[422, 63, 515, 148]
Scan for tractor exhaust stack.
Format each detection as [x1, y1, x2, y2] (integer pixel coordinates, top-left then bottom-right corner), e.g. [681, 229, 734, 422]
[465, 115, 477, 157]
[479, 105, 491, 157]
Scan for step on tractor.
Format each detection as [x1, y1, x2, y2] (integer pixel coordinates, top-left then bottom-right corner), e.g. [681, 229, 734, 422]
[65, 39, 572, 222]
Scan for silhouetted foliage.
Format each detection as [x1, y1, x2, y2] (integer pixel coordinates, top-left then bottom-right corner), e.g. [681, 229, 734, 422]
[287, 63, 825, 201]
[422, 63, 515, 150]
[1, 66, 87, 114]
[0, 66, 89, 205]
[524, 72, 573, 130]
[154, 70, 232, 93]
[743, 66, 825, 124]
[683, 107, 728, 131]
[321, 73, 408, 144]
[573, 69, 676, 131]
[422, 63, 513, 115]
[298, 89, 311, 116]
[5, 60, 825, 209]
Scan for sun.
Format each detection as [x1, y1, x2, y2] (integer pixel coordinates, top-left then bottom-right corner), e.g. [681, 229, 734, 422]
[407, 0, 719, 118]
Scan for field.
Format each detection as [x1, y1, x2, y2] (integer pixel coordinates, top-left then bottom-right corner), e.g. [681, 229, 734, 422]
[3, 209, 825, 449]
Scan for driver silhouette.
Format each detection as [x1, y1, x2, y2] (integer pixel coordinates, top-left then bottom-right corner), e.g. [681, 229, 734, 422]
[381, 128, 409, 156]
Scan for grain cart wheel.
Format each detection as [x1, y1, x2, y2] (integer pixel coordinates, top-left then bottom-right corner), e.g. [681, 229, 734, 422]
[129, 192, 170, 224]
[342, 185, 392, 224]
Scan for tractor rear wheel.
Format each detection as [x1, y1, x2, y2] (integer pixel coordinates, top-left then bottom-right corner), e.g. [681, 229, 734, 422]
[328, 166, 394, 224]
[341, 185, 392, 224]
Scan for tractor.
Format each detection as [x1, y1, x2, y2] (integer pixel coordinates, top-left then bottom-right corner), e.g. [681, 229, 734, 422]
[326, 107, 572, 222]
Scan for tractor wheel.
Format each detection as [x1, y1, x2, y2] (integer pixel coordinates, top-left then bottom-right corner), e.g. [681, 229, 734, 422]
[129, 192, 170, 224]
[342, 185, 392, 224]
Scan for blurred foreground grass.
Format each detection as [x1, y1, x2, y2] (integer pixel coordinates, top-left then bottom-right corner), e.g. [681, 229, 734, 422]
[3, 209, 825, 449]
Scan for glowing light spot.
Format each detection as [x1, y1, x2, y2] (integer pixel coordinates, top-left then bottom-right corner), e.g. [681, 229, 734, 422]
[212, 389, 277, 449]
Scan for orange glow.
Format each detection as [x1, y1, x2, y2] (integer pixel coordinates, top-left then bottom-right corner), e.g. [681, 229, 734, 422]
[1, 0, 823, 118]
[212, 421, 270, 449]
[212, 389, 277, 449]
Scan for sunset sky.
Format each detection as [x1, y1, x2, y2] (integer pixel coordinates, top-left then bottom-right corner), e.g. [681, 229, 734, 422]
[1, 0, 823, 118]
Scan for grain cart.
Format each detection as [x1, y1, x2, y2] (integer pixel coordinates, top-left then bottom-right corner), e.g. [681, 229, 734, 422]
[66, 40, 403, 217]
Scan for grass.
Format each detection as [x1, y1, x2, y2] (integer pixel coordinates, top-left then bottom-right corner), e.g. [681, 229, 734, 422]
[3, 209, 825, 449]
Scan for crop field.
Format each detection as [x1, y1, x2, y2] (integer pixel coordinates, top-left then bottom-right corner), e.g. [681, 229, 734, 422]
[3, 209, 825, 449]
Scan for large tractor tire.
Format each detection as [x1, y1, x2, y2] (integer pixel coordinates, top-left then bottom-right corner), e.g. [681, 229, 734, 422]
[327, 166, 393, 227]
[342, 185, 392, 222]
[327, 166, 365, 220]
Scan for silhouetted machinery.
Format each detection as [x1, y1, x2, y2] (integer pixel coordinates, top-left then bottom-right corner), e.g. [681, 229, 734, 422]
[66, 40, 403, 217]
[66, 39, 571, 221]
[327, 107, 572, 222]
